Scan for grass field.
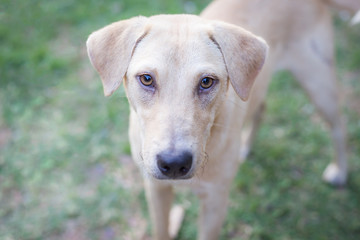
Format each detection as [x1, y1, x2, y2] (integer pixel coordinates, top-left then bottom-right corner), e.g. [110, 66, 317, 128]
[1, 0, 360, 239]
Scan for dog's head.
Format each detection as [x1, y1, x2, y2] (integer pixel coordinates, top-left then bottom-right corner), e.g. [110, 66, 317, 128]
[87, 14, 267, 180]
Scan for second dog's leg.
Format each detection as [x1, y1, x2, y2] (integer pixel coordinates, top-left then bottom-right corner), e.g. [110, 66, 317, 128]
[291, 52, 347, 185]
[286, 23, 348, 185]
[144, 180, 174, 240]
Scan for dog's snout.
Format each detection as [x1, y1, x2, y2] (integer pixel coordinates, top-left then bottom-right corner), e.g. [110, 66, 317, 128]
[156, 151, 193, 179]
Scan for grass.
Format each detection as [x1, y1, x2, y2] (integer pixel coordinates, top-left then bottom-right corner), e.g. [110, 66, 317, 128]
[0, 0, 359, 239]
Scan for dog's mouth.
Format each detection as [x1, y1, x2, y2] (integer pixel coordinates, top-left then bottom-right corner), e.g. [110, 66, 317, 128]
[154, 172, 194, 180]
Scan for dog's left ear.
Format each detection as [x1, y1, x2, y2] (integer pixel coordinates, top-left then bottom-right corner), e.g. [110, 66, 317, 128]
[210, 22, 268, 101]
[86, 16, 148, 96]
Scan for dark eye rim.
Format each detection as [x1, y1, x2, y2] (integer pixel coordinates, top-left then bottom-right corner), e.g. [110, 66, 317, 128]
[200, 77, 214, 89]
[137, 73, 156, 88]
[198, 75, 218, 93]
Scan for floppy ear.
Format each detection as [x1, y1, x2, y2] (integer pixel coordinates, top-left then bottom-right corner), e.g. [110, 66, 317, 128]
[86, 16, 148, 96]
[210, 21, 268, 101]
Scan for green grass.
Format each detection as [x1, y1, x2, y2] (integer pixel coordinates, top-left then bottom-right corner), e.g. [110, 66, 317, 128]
[0, 0, 359, 239]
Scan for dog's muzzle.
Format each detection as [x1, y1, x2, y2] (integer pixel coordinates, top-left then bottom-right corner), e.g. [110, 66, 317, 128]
[156, 150, 193, 179]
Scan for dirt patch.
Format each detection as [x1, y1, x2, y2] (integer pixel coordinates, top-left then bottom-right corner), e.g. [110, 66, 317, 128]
[0, 127, 12, 148]
[58, 220, 88, 240]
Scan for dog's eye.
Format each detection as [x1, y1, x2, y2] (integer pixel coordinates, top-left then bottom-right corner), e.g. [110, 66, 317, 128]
[139, 74, 154, 87]
[200, 77, 214, 89]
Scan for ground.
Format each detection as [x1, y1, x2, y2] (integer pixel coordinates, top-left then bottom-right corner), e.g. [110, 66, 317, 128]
[1, 0, 360, 239]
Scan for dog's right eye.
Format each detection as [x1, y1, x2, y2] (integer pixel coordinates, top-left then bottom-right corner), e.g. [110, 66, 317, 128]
[200, 77, 214, 89]
[138, 74, 154, 87]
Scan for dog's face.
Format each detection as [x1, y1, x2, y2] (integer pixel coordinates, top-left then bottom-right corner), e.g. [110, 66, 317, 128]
[125, 17, 228, 179]
[87, 15, 267, 180]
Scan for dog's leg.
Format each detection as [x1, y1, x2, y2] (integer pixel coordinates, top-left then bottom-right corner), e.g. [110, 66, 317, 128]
[240, 65, 272, 161]
[286, 30, 348, 186]
[144, 180, 174, 240]
[240, 102, 266, 161]
[197, 183, 231, 240]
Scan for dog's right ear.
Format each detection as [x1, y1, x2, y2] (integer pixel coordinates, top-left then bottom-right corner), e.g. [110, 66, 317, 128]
[86, 16, 148, 96]
[209, 21, 268, 101]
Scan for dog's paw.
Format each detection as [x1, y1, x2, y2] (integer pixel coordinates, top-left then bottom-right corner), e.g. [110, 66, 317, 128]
[322, 163, 347, 186]
[239, 145, 250, 162]
[169, 205, 185, 239]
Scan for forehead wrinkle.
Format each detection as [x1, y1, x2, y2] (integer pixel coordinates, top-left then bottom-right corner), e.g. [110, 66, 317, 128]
[131, 20, 226, 92]
[162, 31, 226, 91]
[163, 22, 193, 65]
[149, 27, 197, 92]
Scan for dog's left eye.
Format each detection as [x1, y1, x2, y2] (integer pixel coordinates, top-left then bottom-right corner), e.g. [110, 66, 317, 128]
[200, 77, 215, 90]
[138, 74, 154, 87]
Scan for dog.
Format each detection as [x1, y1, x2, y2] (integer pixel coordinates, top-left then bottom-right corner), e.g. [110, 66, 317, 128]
[86, 0, 359, 239]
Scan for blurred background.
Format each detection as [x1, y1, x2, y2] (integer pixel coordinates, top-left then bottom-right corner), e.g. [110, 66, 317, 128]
[1, 0, 360, 239]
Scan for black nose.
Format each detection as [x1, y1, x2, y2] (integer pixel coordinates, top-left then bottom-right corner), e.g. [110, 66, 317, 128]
[156, 150, 193, 179]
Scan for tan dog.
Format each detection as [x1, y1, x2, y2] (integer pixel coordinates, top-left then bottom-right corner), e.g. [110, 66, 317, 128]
[86, 0, 359, 239]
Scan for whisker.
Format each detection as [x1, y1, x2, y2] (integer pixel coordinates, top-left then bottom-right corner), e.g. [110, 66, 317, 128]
[195, 151, 209, 179]
[139, 151, 144, 163]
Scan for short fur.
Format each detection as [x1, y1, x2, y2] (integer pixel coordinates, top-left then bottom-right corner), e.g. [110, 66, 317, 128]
[87, 0, 358, 239]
